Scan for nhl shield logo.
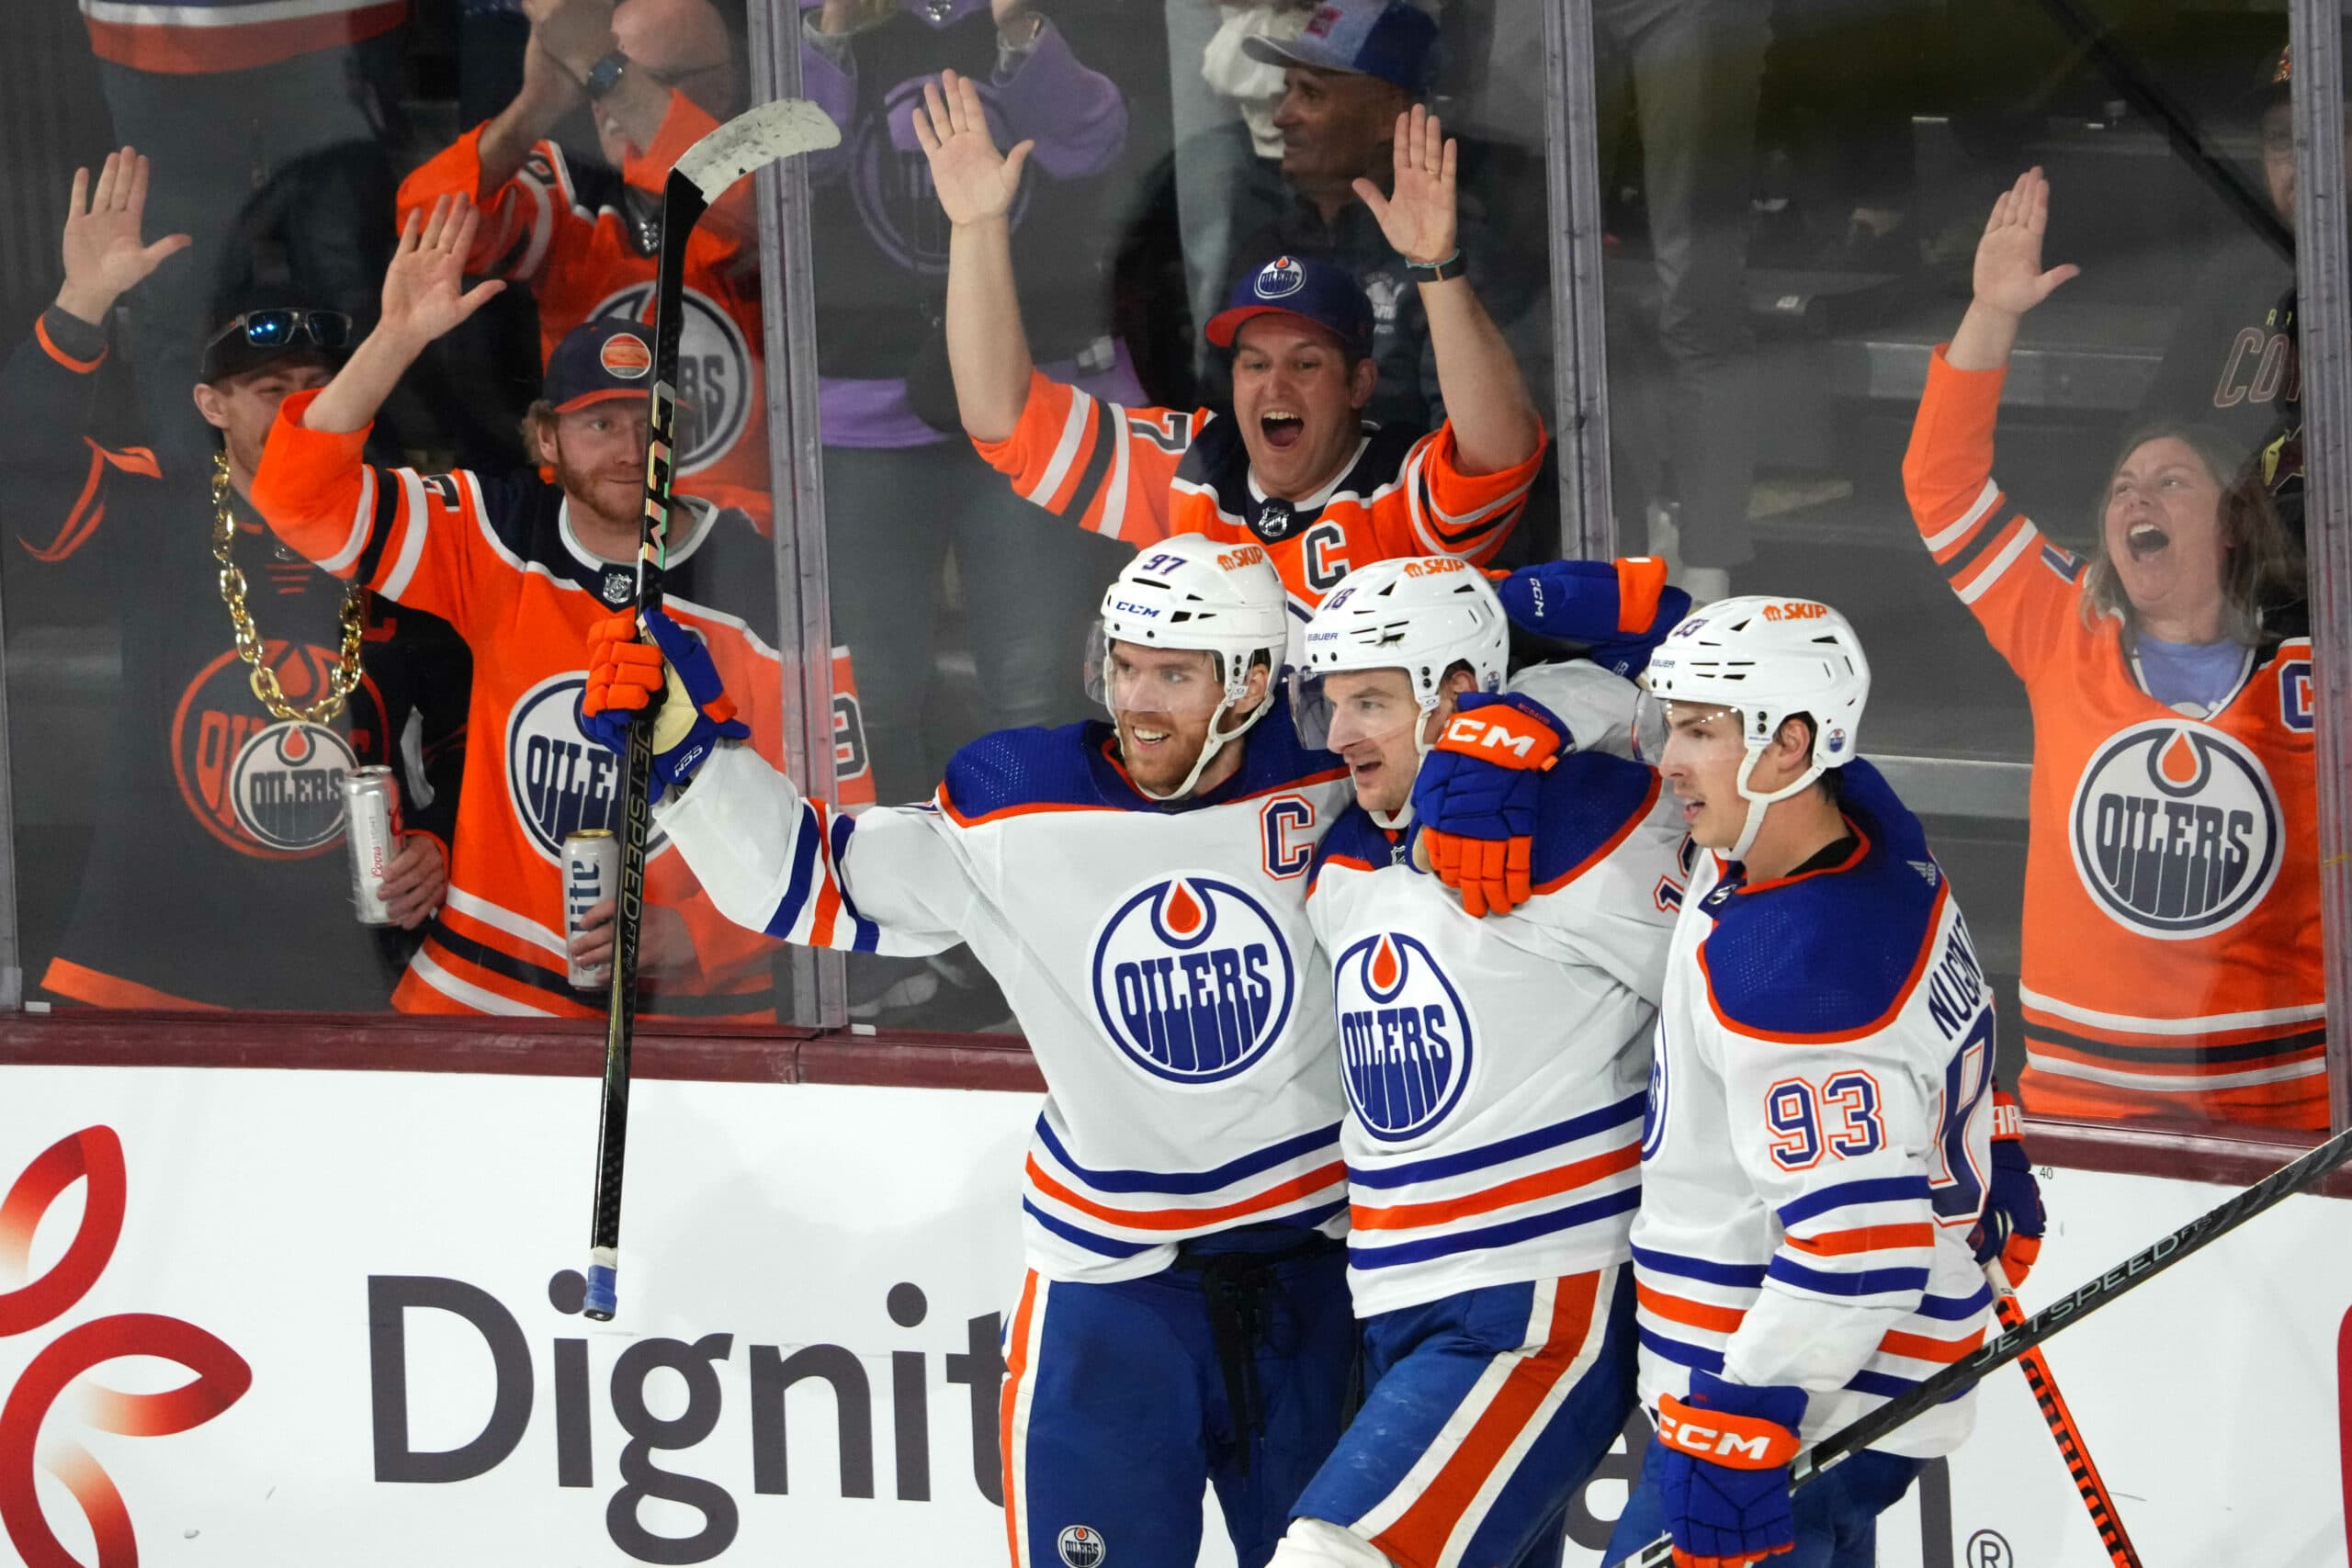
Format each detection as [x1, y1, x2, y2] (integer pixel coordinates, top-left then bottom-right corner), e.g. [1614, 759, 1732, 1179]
[1255, 254, 1307, 300]
[1057, 1526, 1107, 1567]
[504, 671, 670, 863]
[1333, 932, 1475, 1141]
[2067, 719, 2283, 939]
[1091, 875, 1295, 1084]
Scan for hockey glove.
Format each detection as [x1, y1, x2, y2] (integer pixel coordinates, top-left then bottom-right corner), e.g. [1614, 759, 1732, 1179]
[578, 605, 749, 795]
[1655, 1370, 1807, 1568]
[1494, 556, 1690, 678]
[1411, 693, 1566, 918]
[1971, 1088, 2045, 1288]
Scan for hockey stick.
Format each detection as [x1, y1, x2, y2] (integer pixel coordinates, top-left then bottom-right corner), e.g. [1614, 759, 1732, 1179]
[582, 96, 841, 1323]
[1984, 1258, 2143, 1567]
[1621, 1122, 2352, 1566]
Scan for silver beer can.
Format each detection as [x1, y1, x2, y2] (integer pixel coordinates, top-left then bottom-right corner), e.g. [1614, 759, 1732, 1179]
[343, 766, 402, 926]
[565, 829, 622, 989]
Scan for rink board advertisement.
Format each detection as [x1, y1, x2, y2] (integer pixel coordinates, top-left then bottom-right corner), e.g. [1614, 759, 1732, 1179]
[2, 1065, 2346, 1568]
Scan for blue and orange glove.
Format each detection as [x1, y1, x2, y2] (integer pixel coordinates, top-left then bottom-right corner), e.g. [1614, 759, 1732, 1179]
[1655, 1370, 1807, 1568]
[1410, 692, 1567, 918]
[578, 605, 749, 795]
[1493, 556, 1690, 678]
[1972, 1088, 2045, 1288]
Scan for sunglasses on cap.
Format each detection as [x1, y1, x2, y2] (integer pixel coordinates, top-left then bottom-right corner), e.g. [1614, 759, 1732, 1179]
[203, 309, 354, 356]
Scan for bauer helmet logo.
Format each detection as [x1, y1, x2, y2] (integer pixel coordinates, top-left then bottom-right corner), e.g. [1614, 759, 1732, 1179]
[1256, 255, 1307, 299]
[598, 331, 652, 378]
[2067, 719, 2282, 938]
[1090, 875, 1295, 1084]
[1334, 931, 1475, 1141]
[1057, 1526, 1107, 1567]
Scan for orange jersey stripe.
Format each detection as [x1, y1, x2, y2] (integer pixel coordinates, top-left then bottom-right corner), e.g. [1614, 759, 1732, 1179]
[1785, 1224, 1936, 1258]
[40, 957, 222, 1010]
[1350, 1143, 1641, 1233]
[1023, 1155, 1344, 1233]
[1635, 1282, 1747, 1336]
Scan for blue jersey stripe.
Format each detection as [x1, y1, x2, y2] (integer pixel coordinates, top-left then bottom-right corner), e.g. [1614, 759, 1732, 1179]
[1767, 1255, 1931, 1298]
[764, 804, 822, 938]
[1775, 1176, 1931, 1228]
[1035, 1115, 1342, 1196]
[827, 811, 882, 951]
[1913, 1284, 1994, 1322]
[1636, 1324, 1725, 1374]
[1844, 1369, 1920, 1400]
[1020, 1200, 1153, 1259]
[1344, 1093, 1645, 1190]
[1631, 1245, 1768, 1290]
[1349, 1185, 1639, 1270]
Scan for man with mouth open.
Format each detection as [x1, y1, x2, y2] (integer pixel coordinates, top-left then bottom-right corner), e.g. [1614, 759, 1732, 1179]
[918, 68, 1547, 622]
[1273, 556, 1685, 1568]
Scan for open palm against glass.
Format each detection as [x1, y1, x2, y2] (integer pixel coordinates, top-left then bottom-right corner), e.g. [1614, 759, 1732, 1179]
[1356, 106, 1458, 267]
[1973, 165, 2081, 316]
[57, 147, 191, 322]
[912, 68, 1035, 226]
[379, 194, 507, 347]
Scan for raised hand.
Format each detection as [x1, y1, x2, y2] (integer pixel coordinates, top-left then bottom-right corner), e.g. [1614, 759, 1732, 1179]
[523, 0, 616, 78]
[379, 194, 507, 349]
[56, 147, 191, 325]
[911, 68, 1033, 227]
[1356, 105, 1458, 267]
[1973, 166, 2079, 317]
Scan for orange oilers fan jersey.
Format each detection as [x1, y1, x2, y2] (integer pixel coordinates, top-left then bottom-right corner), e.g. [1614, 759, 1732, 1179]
[79, 0, 406, 74]
[973, 369, 1544, 615]
[254, 389, 788, 1021]
[1905, 346, 2323, 1130]
[398, 94, 772, 524]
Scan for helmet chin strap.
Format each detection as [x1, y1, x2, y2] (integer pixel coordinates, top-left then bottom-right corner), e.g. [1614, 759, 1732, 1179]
[1132, 691, 1272, 803]
[1728, 745, 1826, 863]
[1369, 698, 1446, 830]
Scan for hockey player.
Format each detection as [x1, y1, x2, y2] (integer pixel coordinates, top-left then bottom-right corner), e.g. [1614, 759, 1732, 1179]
[580, 534, 1363, 1568]
[1276, 558, 1685, 1568]
[1604, 599, 1996, 1568]
[252, 194, 786, 1020]
[920, 69, 1546, 617]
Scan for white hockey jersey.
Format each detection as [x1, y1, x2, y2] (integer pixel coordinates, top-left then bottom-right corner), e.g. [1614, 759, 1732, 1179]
[1307, 744, 1685, 1318]
[656, 708, 1355, 1283]
[1631, 760, 1995, 1458]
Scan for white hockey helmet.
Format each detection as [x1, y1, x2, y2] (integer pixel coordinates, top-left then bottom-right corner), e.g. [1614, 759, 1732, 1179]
[1292, 556, 1508, 750]
[1088, 535, 1291, 800]
[1644, 595, 1871, 857]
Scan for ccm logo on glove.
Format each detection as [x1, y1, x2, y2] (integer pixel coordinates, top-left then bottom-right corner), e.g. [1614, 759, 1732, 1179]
[1656, 1395, 1803, 1469]
[1440, 709, 1560, 769]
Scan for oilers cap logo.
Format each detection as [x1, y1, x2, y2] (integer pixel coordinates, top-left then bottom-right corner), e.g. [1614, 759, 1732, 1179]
[505, 671, 671, 863]
[1333, 932, 1475, 1141]
[593, 284, 752, 475]
[2068, 719, 2282, 938]
[1057, 1526, 1106, 1567]
[1256, 255, 1307, 300]
[1091, 875, 1294, 1083]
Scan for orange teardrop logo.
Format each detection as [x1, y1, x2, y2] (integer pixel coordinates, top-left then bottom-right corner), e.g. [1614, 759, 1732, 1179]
[1162, 880, 1204, 939]
[2158, 729, 2200, 786]
[1370, 934, 1401, 993]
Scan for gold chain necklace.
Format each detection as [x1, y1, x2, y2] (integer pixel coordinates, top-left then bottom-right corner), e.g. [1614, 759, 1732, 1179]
[210, 449, 367, 725]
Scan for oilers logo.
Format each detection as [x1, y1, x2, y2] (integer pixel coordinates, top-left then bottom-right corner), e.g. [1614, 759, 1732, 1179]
[1091, 875, 1294, 1084]
[2068, 719, 2282, 939]
[504, 671, 671, 864]
[1057, 1526, 1107, 1567]
[592, 284, 752, 475]
[171, 640, 379, 860]
[1255, 254, 1307, 299]
[1333, 933, 1474, 1142]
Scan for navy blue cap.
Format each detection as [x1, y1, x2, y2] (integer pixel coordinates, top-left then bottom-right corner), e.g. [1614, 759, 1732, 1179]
[1241, 2, 1437, 96]
[545, 319, 659, 412]
[1205, 254, 1375, 358]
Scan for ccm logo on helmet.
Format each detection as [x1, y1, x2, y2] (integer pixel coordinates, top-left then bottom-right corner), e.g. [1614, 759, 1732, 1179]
[1760, 602, 1828, 622]
[2067, 719, 2282, 939]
